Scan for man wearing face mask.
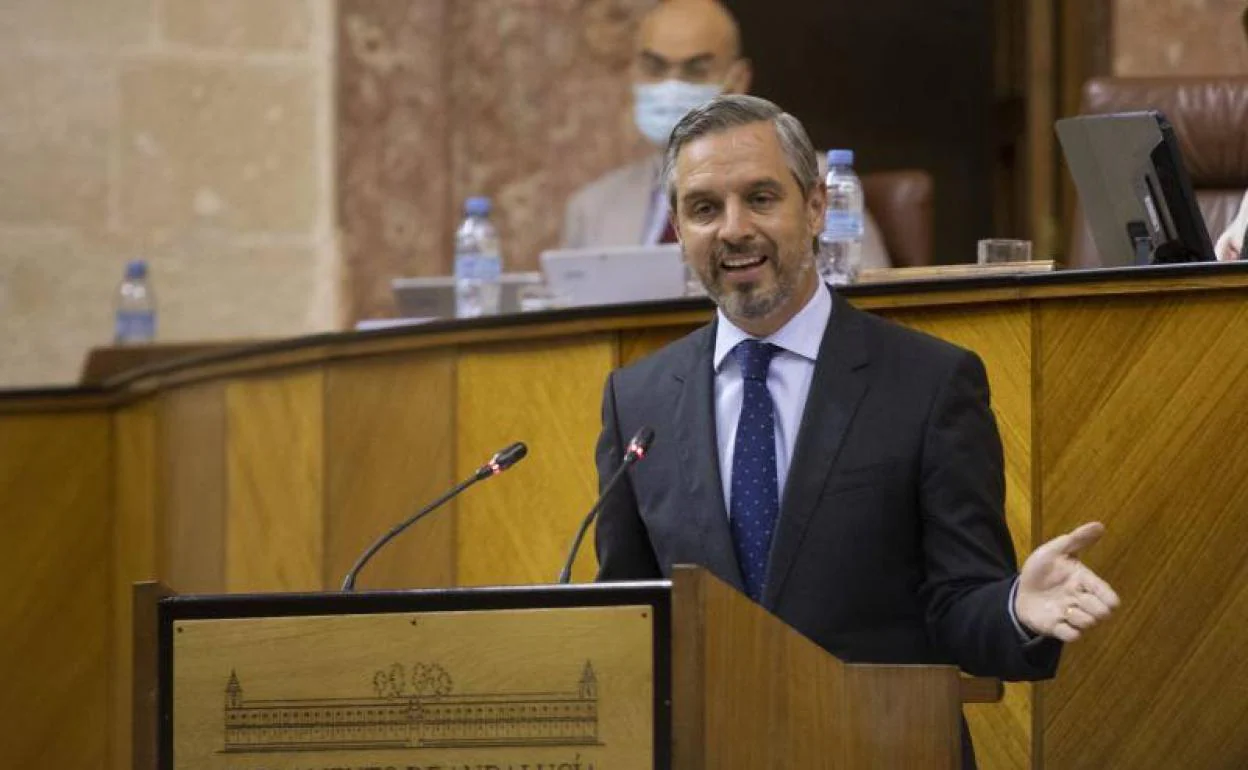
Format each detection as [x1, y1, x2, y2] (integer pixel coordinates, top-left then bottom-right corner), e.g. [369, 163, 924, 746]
[561, 0, 889, 269]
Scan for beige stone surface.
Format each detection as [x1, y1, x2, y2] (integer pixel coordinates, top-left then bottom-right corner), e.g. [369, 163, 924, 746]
[0, 55, 113, 228]
[0, 229, 127, 387]
[158, 0, 315, 52]
[154, 234, 339, 341]
[0, 0, 336, 389]
[0, 0, 152, 49]
[119, 57, 321, 234]
[0, 228, 338, 387]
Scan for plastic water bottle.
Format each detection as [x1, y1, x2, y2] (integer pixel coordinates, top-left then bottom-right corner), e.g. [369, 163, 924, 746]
[114, 259, 156, 344]
[454, 196, 502, 318]
[818, 149, 865, 285]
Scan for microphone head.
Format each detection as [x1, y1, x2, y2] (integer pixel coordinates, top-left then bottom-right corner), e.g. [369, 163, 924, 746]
[487, 441, 528, 475]
[626, 426, 655, 460]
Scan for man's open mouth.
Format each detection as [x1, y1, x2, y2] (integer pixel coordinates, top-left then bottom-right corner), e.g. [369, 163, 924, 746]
[720, 253, 768, 271]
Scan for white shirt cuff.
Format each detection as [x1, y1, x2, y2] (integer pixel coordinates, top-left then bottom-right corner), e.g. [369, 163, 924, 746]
[1008, 576, 1037, 642]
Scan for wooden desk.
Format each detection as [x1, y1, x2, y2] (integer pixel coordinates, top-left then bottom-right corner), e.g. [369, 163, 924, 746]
[4, 262, 1248, 769]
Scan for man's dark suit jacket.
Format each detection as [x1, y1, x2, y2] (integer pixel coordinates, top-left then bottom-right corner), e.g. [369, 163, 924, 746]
[594, 291, 1060, 762]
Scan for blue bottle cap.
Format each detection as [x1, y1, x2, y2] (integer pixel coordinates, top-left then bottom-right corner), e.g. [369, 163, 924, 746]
[827, 149, 854, 167]
[125, 259, 148, 279]
[464, 196, 492, 216]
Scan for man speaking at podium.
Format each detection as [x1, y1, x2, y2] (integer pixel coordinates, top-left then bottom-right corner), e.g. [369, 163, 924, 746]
[592, 94, 1119, 766]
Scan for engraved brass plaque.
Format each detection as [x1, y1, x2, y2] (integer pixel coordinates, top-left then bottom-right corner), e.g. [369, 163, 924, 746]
[172, 605, 653, 769]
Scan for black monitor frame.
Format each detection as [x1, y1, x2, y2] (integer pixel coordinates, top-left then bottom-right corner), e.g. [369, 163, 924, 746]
[1056, 110, 1214, 266]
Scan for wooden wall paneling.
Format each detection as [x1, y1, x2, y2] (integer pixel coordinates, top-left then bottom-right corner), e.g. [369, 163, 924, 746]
[880, 304, 1036, 770]
[159, 383, 227, 594]
[619, 324, 699, 367]
[111, 400, 159, 770]
[6, 272, 1248, 769]
[225, 371, 325, 593]
[0, 413, 111, 766]
[1037, 292, 1248, 769]
[324, 352, 456, 590]
[455, 335, 616, 586]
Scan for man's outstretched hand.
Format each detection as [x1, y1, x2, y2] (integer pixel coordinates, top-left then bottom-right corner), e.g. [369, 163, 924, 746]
[1015, 522, 1121, 642]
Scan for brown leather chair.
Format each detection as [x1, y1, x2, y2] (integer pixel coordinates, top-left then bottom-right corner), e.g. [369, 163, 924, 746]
[1067, 76, 1248, 268]
[862, 169, 935, 267]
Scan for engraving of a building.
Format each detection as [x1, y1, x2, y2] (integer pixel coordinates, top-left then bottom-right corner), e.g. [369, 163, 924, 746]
[222, 662, 600, 752]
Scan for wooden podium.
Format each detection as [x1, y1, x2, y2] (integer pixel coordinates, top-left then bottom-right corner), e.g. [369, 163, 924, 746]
[138, 567, 998, 770]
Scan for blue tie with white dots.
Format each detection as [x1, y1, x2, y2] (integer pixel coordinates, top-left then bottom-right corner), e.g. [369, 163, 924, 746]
[729, 339, 780, 602]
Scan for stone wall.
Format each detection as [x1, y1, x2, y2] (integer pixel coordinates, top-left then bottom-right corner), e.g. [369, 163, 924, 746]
[337, 0, 656, 321]
[0, 0, 338, 388]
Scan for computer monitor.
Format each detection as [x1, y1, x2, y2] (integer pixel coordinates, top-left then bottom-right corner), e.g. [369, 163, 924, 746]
[539, 245, 687, 307]
[1056, 110, 1214, 266]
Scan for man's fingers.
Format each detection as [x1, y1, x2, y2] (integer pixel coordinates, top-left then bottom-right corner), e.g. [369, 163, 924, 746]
[1077, 566, 1121, 609]
[1073, 591, 1114, 621]
[1064, 606, 1098, 630]
[1052, 621, 1082, 643]
[1061, 522, 1106, 556]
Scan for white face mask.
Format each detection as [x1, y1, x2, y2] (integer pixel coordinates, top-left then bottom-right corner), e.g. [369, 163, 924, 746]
[633, 79, 724, 146]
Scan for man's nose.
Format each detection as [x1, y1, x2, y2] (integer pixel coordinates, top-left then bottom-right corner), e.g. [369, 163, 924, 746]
[719, 198, 754, 245]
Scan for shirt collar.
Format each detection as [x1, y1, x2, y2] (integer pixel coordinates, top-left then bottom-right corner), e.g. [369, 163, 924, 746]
[713, 281, 832, 371]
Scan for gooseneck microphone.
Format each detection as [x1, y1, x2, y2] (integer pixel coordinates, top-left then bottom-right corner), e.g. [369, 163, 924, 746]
[341, 441, 527, 591]
[557, 426, 655, 584]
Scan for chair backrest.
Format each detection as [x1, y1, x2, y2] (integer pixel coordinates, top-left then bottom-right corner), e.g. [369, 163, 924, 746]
[1067, 76, 1248, 268]
[862, 169, 935, 267]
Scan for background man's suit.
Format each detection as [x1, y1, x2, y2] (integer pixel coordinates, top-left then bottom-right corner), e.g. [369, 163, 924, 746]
[595, 290, 1060, 680]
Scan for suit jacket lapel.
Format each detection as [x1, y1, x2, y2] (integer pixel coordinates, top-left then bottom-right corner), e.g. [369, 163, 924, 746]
[762, 292, 871, 608]
[673, 321, 746, 592]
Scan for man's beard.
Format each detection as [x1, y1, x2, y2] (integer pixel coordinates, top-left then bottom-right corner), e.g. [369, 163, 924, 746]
[694, 237, 813, 321]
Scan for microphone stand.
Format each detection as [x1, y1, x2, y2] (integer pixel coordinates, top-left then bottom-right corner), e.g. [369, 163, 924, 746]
[342, 442, 526, 591]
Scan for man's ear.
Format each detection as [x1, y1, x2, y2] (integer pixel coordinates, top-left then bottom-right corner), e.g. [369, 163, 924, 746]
[806, 181, 828, 237]
[724, 58, 752, 94]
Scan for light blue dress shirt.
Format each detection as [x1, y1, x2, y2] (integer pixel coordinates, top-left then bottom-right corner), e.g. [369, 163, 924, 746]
[713, 281, 831, 512]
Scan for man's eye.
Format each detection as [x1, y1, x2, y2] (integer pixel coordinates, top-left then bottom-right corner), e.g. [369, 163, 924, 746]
[750, 193, 776, 207]
[639, 58, 668, 77]
[690, 202, 716, 218]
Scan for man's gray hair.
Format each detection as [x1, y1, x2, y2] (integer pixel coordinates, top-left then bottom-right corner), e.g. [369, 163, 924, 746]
[661, 94, 820, 212]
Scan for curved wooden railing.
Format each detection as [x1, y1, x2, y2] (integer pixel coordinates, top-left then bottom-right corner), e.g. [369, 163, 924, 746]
[5, 261, 1248, 769]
